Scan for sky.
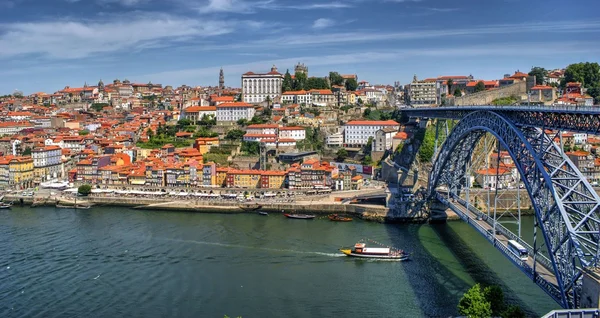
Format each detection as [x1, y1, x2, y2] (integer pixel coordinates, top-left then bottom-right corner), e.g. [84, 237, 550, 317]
[0, 0, 599, 95]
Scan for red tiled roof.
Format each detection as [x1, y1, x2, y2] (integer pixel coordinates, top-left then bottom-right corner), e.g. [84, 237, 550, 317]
[345, 120, 399, 126]
[217, 102, 253, 108]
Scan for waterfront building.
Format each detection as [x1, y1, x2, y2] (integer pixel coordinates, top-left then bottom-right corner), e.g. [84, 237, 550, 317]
[32, 145, 63, 183]
[241, 65, 283, 104]
[287, 160, 337, 190]
[343, 120, 400, 147]
[260, 171, 286, 189]
[216, 102, 256, 124]
[216, 167, 229, 187]
[226, 170, 262, 188]
[2, 156, 35, 190]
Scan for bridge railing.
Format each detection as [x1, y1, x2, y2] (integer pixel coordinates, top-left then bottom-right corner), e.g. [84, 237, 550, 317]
[435, 192, 563, 304]
[451, 194, 555, 271]
[543, 309, 600, 318]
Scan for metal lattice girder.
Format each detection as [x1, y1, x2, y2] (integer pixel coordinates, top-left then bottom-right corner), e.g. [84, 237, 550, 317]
[427, 110, 600, 309]
[404, 106, 600, 135]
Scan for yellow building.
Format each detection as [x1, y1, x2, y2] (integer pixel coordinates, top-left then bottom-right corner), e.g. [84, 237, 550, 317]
[260, 171, 286, 189]
[226, 170, 261, 188]
[195, 137, 220, 155]
[9, 156, 34, 189]
[347, 92, 356, 104]
[216, 167, 229, 187]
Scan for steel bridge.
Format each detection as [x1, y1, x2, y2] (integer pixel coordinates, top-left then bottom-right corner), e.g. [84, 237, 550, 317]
[404, 106, 600, 309]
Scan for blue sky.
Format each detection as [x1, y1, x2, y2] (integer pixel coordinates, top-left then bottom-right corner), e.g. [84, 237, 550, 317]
[0, 0, 599, 95]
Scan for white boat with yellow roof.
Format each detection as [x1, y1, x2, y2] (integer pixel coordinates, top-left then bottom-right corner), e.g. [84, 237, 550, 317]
[340, 240, 409, 260]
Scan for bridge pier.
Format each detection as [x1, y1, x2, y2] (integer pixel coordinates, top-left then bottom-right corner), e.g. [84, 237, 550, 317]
[581, 267, 600, 309]
[429, 198, 448, 223]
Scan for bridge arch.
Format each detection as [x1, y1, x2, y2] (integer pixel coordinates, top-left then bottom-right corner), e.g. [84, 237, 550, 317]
[428, 110, 600, 308]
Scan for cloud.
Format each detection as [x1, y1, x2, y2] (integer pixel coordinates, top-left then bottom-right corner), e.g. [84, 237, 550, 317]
[196, 0, 351, 13]
[97, 0, 148, 6]
[190, 20, 600, 51]
[312, 18, 335, 29]
[0, 15, 234, 59]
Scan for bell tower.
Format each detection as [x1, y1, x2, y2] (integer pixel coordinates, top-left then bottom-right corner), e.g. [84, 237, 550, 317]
[219, 68, 225, 90]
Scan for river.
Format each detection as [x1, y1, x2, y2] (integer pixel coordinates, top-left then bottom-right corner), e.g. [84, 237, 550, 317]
[0, 206, 559, 317]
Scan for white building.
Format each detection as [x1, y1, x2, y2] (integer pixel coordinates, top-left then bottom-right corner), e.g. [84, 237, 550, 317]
[183, 106, 217, 123]
[574, 133, 588, 144]
[278, 126, 306, 140]
[407, 76, 437, 107]
[242, 65, 283, 104]
[246, 124, 279, 136]
[216, 102, 256, 124]
[282, 90, 312, 105]
[0, 121, 34, 134]
[344, 120, 400, 147]
[327, 133, 344, 147]
[32, 145, 63, 181]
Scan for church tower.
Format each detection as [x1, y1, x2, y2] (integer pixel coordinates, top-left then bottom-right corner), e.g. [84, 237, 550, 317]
[219, 68, 225, 90]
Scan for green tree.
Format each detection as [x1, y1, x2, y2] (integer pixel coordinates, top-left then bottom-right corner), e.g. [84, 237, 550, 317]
[22, 146, 32, 156]
[329, 72, 344, 86]
[198, 115, 216, 127]
[78, 184, 92, 196]
[417, 125, 435, 162]
[78, 129, 90, 136]
[528, 66, 548, 85]
[282, 69, 293, 92]
[345, 78, 358, 91]
[262, 107, 272, 117]
[453, 87, 462, 97]
[237, 118, 248, 126]
[357, 97, 364, 105]
[177, 118, 192, 129]
[363, 108, 371, 118]
[240, 141, 260, 155]
[362, 154, 372, 165]
[306, 77, 330, 90]
[294, 71, 308, 90]
[474, 81, 486, 93]
[484, 285, 505, 316]
[457, 283, 492, 318]
[226, 129, 245, 141]
[447, 78, 454, 93]
[336, 148, 349, 161]
[502, 305, 526, 318]
[91, 103, 109, 112]
[562, 62, 600, 88]
[146, 128, 154, 140]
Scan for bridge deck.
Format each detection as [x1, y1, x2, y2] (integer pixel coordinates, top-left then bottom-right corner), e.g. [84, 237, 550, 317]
[436, 192, 563, 304]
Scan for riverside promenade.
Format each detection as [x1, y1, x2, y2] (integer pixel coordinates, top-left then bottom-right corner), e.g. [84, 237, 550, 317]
[3, 188, 409, 222]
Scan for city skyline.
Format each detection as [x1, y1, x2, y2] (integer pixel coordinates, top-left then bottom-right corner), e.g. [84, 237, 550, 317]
[1, 0, 599, 94]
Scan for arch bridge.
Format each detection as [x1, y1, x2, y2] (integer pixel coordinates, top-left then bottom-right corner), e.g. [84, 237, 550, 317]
[404, 106, 600, 309]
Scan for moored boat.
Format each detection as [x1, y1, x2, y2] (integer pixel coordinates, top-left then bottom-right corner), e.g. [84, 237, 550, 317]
[240, 204, 262, 211]
[328, 214, 353, 222]
[284, 213, 315, 219]
[0, 202, 13, 209]
[258, 211, 268, 216]
[340, 241, 409, 260]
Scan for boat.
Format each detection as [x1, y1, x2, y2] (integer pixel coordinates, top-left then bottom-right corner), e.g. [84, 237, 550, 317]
[76, 205, 91, 209]
[0, 202, 12, 209]
[328, 214, 353, 222]
[340, 240, 409, 260]
[56, 204, 92, 209]
[258, 211, 269, 216]
[56, 204, 74, 209]
[284, 213, 316, 219]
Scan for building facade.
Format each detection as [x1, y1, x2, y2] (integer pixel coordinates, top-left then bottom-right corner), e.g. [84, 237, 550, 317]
[216, 102, 256, 124]
[32, 145, 63, 182]
[242, 65, 283, 104]
[344, 120, 400, 147]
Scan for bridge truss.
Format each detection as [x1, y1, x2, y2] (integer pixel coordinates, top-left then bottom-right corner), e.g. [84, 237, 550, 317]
[427, 110, 600, 308]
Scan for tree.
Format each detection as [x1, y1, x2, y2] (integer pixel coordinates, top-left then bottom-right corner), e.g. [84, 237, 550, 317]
[237, 118, 248, 126]
[474, 81, 486, 92]
[336, 148, 349, 161]
[262, 107, 272, 117]
[363, 108, 372, 118]
[562, 62, 600, 88]
[457, 284, 492, 318]
[329, 72, 344, 86]
[345, 78, 358, 91]
[453, 87, 462, 97]
[294, 71, 308, 91]
[447, 78, 454, 93]
[282, 69, 293, 92]
[528, 66, 548, 85]
[78, 129, 90, 136]
[357, 97, 364, 105]
[483, 285, 505, 316]
[146, 128, 154, 140]
[78, 184, 92, 196]
[502, 305, 526, 318]
[225, 129, 245, 140]
[22, 146, 32, 156]
[240, 141, 260, 155]
[306, 77, 330, 90]
[362, 154, 372, 165]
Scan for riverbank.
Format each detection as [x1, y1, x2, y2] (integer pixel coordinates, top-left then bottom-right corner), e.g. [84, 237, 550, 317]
[4, 194, 421, 223]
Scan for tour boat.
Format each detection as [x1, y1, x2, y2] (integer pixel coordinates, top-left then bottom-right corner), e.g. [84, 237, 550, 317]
[284, 213, 316, 219]
[240, 204, 262, 211]
[328, 214, 353, 222]
[340, 241, 409, 260]
[0, 202, 12, 209]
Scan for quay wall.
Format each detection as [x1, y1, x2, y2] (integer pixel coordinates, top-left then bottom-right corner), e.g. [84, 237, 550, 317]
[451, 81, 527, 106]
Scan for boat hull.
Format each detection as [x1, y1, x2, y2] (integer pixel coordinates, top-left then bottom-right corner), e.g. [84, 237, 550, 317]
[284, 214, 315, 219]
[340, 249, 409, 260]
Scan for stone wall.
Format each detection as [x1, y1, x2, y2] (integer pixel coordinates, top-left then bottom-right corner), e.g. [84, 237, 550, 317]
[452, 81, 527, 106]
